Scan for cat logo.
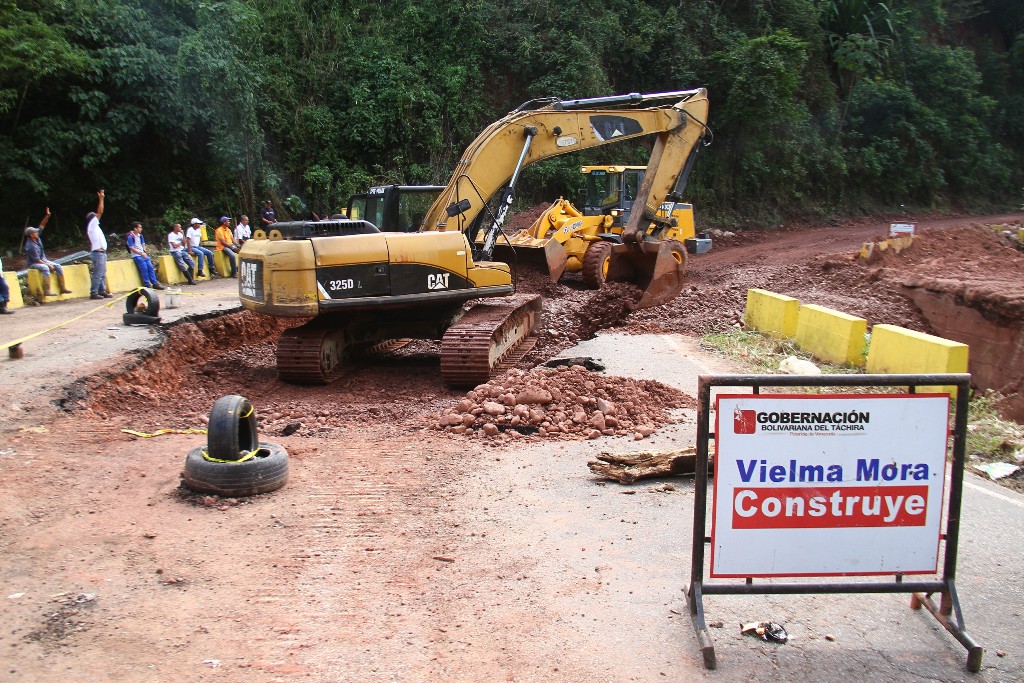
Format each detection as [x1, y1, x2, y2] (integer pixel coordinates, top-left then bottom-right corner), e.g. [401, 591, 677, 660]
[427, 273, 450, 290]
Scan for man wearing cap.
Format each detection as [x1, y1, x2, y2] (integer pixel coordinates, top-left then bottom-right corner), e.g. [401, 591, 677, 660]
[168, 223, 197, 285]
[126, 222, 165, 290]
[24, 207, 72, 297]
[214, 216, 237, 277]
[186, 218, 215, 278]
[259, 200, 277, 228]
[86, 189, 112, 299]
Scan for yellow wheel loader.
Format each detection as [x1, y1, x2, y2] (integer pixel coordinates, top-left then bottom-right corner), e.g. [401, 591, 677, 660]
[493, 164, 712, 288]
[238, 88, 710, 386]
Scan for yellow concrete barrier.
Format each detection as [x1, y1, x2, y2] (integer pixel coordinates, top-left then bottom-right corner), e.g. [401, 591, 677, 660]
[25, 264, 91, 302]
[156, 254, 188, 284]
[866, 324, 968, 396]
[105, 258, 144, 293]
[213, 250, 236, 277]
[3, 271, 24, 309]
[795, 304, 868, 366]
[744, 289, 800, 338]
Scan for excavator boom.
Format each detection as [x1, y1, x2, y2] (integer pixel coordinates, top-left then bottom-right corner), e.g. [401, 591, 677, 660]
[420, 88, 710, 308]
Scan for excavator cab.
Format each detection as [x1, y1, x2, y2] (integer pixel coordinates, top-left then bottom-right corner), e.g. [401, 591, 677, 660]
[347, 185, 444, 233]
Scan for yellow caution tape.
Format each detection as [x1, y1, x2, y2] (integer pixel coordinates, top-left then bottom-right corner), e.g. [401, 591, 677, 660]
[200, 448, 259, 463]
[0, 288, 140, 351]
[121, 428, 209, 438]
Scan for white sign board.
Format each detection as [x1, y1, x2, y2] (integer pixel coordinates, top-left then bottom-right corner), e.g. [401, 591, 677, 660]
[890, 222, 916, 237]
[711, 394, 949, 578]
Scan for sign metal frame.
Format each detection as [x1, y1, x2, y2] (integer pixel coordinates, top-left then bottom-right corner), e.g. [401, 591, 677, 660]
[687, 373, 982, 671]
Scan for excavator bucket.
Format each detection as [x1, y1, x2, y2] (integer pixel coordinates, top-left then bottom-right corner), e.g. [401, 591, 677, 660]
[606, 240, 687, 310]
[492, 239, 569, 282]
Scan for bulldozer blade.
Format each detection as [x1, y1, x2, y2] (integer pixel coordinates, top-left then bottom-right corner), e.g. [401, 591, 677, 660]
[492, 240, 568, 282]
[606, 241, 686, 310]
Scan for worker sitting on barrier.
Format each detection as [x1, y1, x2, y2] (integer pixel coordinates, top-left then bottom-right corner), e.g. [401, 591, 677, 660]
[0, 255, 13, 314]
[168, 223, 197, 285]
[214, 216, 238, 278]
[186, 218, 215, 278]
[126, 222, 165, 290]
[24, 208, 72, 297]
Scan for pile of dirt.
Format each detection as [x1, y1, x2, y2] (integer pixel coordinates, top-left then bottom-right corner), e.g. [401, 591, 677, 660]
[432, 364, 694, 441]
[76, 311, 299, 421]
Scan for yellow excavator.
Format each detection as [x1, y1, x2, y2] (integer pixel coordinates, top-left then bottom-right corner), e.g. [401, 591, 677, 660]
[492, 164, 711, 288]
[238, 88, 710, 386]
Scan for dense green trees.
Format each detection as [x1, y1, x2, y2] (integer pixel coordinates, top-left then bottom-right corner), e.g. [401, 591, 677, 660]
[1, 0, 1021, 244]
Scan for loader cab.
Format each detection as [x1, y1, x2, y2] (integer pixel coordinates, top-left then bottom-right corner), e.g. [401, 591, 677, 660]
[581, 166, 645, 227]
[347, 185, 444, 233]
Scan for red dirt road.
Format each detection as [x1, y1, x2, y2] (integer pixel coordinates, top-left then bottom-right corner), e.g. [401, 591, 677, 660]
[0, 212, 1022, 681]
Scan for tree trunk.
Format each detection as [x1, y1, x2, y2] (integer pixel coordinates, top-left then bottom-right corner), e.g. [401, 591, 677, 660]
[588, 446, 710, 484]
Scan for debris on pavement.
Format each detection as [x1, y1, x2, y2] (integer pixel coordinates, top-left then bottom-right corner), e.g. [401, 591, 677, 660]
[588, 446, 700, 483]
[741, 621, 789, 643]
[973, 462, 1020, 480]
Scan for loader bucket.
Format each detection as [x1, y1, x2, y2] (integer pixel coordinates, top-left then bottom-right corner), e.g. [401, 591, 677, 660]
[606, 240, 687, 310]
[492, 239, 569, 282]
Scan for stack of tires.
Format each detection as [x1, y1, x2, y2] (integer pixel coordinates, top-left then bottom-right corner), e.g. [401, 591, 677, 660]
[182, 395, 289, 496]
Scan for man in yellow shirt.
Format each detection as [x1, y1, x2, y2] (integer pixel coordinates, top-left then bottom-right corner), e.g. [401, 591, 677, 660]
[214, 216, 238, 278]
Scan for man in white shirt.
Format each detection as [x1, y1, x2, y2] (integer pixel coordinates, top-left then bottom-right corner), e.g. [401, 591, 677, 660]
[168, 223, 197, 285]
[86, 190, 112, 299]
[186, 218, 216, 278]
[234, 215, 252, 246]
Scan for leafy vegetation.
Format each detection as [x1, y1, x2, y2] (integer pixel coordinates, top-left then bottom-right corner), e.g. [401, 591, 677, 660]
[1, 0, 1022, 246]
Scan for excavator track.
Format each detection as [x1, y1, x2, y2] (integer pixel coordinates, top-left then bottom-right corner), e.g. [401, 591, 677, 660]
[276, 330, 414, 385]
[276, 324, 349, 385]
[440, 294, 543, 388]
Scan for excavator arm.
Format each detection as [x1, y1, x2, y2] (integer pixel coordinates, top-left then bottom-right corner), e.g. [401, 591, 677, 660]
[420, 89, 710, 267]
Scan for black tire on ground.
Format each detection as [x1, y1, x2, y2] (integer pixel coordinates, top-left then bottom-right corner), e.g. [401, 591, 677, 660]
[181, 443, 289, 496]
[125, 288, 160, 316]
[206, 394, 260, 462]
[122, 312, 161, 326]
[581, 241, 614, 289]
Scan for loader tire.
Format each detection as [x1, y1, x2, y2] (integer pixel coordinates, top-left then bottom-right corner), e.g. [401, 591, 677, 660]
[125, 288, 160, 316]
[581, 241, 614, 289]
[206, 394, 259, 462]
[181, 443, 289, 496]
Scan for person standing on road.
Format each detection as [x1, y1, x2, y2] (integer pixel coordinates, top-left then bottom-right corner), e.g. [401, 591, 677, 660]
[126, 222, 165, 290]
[0, 255, 14, 314]
[234, 215, 252, 246]
[186, 218, 215, 278]
[214, 216, 238, 277]
[86, 189, 112, 299]
[167, 223, 197, 285]
[259, 200, 277, 228]
[24, 207, 72, 297]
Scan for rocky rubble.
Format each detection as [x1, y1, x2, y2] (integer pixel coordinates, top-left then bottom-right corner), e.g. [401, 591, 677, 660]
[433, 364, 695, 441]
